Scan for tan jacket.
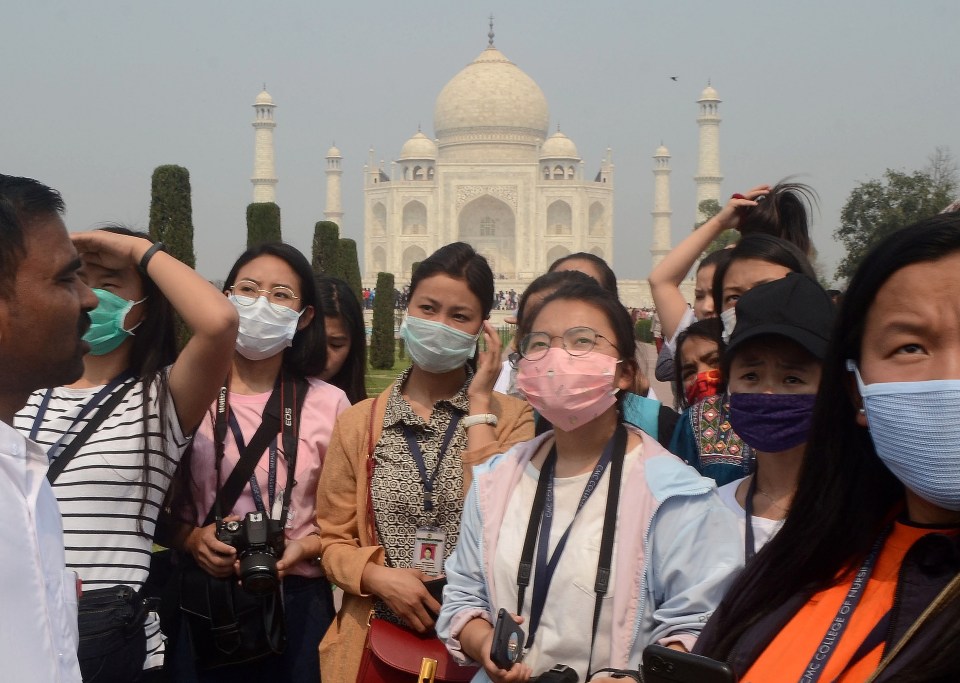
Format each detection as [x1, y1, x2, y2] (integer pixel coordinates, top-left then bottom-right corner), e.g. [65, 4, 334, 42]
[316, 384, 534, 682]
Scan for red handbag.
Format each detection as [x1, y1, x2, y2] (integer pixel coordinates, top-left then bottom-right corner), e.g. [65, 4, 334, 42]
[356, 617, 478, 682]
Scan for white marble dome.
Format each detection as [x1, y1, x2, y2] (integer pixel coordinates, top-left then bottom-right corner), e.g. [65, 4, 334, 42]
[255, 89, 274, 105]
[326, 144, 342, 157]
[433, 46, 549, 141]
[655, 144, 670, 157]
[699, 84, 719, 101]
[398, 131, 438, 159]
[540, 130, 579, 159]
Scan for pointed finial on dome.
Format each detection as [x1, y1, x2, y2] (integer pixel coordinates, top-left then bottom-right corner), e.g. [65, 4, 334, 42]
[418, 122, 422, 132]
[263, 82, 267, 91]
[707, 77, 711, 86]
[488, 14, 495, 47]
[557, 123, 561, 132]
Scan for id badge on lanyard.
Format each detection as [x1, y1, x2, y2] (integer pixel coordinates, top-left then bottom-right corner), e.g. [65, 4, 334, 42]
[413, 526, 446, 577]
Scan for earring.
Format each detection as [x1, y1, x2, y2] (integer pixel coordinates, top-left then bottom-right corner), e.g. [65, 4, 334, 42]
[858, 407, 866, 415]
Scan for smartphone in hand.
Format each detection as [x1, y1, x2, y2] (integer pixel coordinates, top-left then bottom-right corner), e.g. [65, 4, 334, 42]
[641, 644, 737, 683]
[490, 608, 525, 670]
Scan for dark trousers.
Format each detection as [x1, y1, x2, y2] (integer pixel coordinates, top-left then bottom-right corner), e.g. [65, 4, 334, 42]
[170, 575, 335, 683]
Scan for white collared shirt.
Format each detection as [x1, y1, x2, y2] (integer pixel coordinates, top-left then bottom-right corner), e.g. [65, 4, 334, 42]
[0, 419, 81, 682]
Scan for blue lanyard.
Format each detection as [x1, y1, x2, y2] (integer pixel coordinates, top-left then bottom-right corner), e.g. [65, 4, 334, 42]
[30, 372, 135, 462]
[400, 415, 462, 514]
[800, 528, 890, 683]
[227, 412, 279, 516]
[524, 437, 615, 648]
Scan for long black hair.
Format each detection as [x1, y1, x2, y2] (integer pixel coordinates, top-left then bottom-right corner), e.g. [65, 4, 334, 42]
[315, 275, 367, 404]
[700, 213, 960, 674]
[96, 225, 178, 535]
[224, 242, 326, 377]
[737, 180, 817, 255]
[711, 234, 816, 314]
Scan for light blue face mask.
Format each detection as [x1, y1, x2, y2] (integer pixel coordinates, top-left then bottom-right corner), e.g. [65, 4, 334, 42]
[848, 360, 960, 511]
[83, 288, 147, 356]
[400, 316, 479, 374]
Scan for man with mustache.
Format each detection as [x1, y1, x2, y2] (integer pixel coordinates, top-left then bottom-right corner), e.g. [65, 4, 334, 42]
[0, 174, 97, 682]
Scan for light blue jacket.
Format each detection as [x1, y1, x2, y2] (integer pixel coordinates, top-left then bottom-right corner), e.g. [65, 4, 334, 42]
[437, 426, 742, 680]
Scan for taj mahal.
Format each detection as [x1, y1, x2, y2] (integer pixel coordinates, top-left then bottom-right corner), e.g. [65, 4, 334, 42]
[249, 25, 723, 307]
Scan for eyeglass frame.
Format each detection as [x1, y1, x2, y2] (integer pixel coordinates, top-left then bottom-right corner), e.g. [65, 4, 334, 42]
[514, 326, 622, 364]
[229, 279, 302, 310]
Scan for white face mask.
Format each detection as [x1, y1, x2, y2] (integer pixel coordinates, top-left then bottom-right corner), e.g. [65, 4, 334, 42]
[400, 315, 479, 374]
[721, 307, 737, 344]
[230, 294, 303, 361]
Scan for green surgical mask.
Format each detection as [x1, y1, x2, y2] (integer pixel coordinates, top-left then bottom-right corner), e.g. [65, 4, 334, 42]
[83, 288, 147, 356]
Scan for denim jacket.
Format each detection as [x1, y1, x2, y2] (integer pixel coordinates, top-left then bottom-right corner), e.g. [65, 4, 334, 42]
[437, 425, 742, 679]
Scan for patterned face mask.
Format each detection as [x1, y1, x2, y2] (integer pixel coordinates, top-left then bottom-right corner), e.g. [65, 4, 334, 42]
[685, 369, 722, 406]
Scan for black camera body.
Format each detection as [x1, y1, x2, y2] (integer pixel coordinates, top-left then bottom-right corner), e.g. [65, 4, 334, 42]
[533, 665, 578, 683]
[216, 511, 285, 595]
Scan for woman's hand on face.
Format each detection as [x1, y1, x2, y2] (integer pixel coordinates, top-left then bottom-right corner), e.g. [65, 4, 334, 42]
[366, 566, 441, 633]
[468, 320, 502, 408]
[713, 184, 771, 231]
[186, 519, 238, 578]
[71, 230, 152, 271]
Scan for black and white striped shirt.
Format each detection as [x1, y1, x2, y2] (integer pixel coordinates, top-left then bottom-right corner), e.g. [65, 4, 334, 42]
[14, 371, 188, 670]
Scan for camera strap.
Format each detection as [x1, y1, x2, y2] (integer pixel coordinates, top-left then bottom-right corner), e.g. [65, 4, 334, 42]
[516, 423, 627, 676]
[226, 415, 278, 516]
[206, 372, 307, 527]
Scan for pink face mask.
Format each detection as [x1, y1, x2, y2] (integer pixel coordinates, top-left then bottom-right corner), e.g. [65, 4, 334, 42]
[515, 348, 621, 431]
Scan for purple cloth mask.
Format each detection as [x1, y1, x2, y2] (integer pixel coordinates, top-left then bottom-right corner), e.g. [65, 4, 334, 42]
[728, 393, 816, 453]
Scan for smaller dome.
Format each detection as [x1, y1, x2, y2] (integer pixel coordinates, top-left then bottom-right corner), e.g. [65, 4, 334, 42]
[255, 89, 274, 105]
[540, 130, 579, 159]
[398, 131, 438, 160]
[326, 145, 342, 157]
[654, 144, 670, 157]
[699, 84, 719, 101]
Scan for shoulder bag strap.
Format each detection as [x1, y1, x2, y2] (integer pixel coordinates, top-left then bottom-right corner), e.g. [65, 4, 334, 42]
[865, 570, 960, 683]
[47, 378, 138, 484]
[365, 397, 380, 545]
[203, 379, 284, 527]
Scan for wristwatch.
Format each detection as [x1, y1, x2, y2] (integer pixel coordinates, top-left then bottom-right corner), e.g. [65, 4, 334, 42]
[461, 413, 498, 429]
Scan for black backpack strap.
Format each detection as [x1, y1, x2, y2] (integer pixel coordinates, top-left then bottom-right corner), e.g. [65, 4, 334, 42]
[47, 378, 138, 484]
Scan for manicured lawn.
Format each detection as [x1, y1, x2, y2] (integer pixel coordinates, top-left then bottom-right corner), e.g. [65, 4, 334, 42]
[366, 350, 410, 396]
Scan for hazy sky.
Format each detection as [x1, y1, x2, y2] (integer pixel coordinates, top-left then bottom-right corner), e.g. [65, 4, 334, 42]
[5, 1, 958, 284]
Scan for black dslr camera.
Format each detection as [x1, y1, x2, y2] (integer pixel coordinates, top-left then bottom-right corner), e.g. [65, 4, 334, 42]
[533, 665, 578, 682]
[216, 511, 285, 595]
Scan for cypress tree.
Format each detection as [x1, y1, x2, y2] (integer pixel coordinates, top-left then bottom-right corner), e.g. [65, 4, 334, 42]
[246, 202, 282, 247]
[370, 272, 396, 370]
[148, 165, 196, 268]
[338, 238, 363, 306]
[311, 220, 340, 274]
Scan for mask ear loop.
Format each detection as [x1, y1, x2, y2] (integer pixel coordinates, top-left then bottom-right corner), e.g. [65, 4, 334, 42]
[846, 359, 867, 415]
[122, 296, 149, 335]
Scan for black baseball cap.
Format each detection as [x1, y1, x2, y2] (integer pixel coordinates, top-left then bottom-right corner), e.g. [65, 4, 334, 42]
[726, 273, 835, 361]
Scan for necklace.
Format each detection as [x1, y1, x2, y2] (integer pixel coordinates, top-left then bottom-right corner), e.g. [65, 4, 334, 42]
[752, 477, 793, 516]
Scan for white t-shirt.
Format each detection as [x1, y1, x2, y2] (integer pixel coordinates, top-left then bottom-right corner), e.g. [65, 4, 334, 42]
[15, 372, 188, 670]
[493, 445, 640, 679]
[717, 476, 784, 557]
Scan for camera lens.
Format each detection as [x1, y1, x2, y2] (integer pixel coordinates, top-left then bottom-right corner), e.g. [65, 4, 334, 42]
[239, 552, 279, 595]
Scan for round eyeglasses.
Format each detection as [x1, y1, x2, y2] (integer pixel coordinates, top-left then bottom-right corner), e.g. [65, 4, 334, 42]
[517, 326, 619, 362]
[230, 279, 301, 311]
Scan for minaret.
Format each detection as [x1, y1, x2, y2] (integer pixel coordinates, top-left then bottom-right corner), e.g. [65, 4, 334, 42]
[324, 144, 344, 225]
[694, 82, 722, 222]
[251, 86, 278, 203]
[598, 147, 614, 185]
[651, 144, 672, 269]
